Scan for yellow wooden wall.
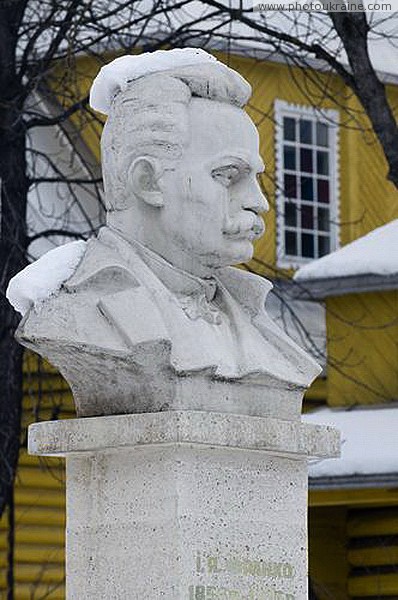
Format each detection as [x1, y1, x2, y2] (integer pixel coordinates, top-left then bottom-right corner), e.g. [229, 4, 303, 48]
[326, 290, 398, 406]
[348, 506, 398, 598]
[309, 506, 350, 599]
[308, 503, 398, 600]
[0, 353, 73, 599]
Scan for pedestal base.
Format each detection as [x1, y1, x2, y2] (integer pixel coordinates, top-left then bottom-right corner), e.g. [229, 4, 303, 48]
[29, 411, 339, 600]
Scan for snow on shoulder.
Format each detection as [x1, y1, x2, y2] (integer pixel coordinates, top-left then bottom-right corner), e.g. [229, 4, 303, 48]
[295, 219, 398, 281]
[90, 48, 217, 115]
[6, 240, 87, 316]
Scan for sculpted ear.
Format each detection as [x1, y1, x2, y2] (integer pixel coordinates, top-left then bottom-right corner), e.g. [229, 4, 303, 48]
[128, 157, 164, 207]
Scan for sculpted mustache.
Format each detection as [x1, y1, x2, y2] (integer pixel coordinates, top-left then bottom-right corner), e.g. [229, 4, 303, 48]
[223, 214, 265, 237]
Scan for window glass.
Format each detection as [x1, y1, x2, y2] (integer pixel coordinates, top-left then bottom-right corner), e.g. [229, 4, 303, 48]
[301, 177, 314, 201]
[284, 146, 296, 170]
[284, 117, 296, 141]
[316, 122, 328, 147]
[285, 202, 297, 227]
[285, 230, 297, 256]
[284, 174, 297, 199]
[301, 233, 315, 258]
[276, 102, 338, 264]
[301, 205, 314, 230]
[300, 148, 313, 173]
[300, 120, 312, 144]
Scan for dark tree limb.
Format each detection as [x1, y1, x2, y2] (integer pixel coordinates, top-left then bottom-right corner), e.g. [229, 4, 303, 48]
[328, 12, 398, 187]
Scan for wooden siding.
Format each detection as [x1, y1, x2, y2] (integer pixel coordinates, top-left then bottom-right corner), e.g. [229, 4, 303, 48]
[308, 506, 350, 600]
[0, 353, 72, 599]
[326, 290, 398, 406]
[308, 503, 398, 600]
[348, 507, 398, 598]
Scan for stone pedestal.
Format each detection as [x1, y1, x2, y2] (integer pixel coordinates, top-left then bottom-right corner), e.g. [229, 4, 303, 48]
[29, 411, 339, 600]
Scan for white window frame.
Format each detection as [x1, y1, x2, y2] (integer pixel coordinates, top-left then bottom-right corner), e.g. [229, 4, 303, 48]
[274, 99, 340, 269]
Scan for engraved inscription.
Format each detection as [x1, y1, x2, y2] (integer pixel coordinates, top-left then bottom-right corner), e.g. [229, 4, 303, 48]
[191, 552, 296, 600]
[196, 553, 295, 579]
[188, 585, 295, 599]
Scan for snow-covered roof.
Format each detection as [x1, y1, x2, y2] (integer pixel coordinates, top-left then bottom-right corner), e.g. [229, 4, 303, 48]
[303, 407, 398, 486]
[294, 220, 398, 291]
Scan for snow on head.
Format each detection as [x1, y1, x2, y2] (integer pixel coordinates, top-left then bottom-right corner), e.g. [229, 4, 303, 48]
[6, 240, 87, 316]
[295, 219, 398, 281]
[90, 48, 218, 115]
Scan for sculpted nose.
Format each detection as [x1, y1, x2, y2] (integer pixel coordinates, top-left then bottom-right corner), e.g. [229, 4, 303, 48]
[244, 180, 269, 215]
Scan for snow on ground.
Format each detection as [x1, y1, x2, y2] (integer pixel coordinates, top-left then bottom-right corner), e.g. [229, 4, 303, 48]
[6, 241, 87, 316]
[295, 219, 398, 281]
[303, 407, 398, 478]
[90, 48, 218, 114]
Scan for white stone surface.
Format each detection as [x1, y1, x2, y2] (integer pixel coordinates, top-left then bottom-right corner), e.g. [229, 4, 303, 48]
[21, 51, 338, 600]
[28, 411, 340, 458]
[14, 51, 321, 418]
[29, 412, 339, 600]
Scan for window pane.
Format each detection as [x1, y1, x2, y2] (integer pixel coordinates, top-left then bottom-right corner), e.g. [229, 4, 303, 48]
[300, 120, 312, 144]
[318, 207, 330, 232]
[317, 179, 330, 203]
[302, 233, 315, 258]
[284, 174, 297, 198]
[318, 235, 330, 256]
[317, 151, 329, 175]
[301, 205, 314, 230]
[284, 145, 296, 170]
[284, 117, 296, 141]
[285, 231, 297, 256]
[301, 177, 314, 201]
[300, 148, 313, 173]
[317, 122, 328, 147]
[285, 202, 297, 226]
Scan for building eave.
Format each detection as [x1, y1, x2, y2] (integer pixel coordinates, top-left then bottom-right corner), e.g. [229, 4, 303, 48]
[290, 273, 398, 300]
[310, 472, 398, 491]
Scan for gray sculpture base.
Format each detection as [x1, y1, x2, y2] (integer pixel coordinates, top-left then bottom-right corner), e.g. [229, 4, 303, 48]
[28, 411, 339, 600]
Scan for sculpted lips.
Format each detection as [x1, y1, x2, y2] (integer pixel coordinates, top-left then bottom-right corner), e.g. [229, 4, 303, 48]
[223, 211, 265, 241]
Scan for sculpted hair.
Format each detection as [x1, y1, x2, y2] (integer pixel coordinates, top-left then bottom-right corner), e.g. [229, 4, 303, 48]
[101, 63, 251, 211]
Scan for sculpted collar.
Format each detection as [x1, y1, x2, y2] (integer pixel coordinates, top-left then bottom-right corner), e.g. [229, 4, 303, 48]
[106, 227, 217, 300]
[106, 227, 221, 324]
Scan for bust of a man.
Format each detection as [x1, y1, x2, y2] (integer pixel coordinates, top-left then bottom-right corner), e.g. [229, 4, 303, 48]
[12, 49, 320, 418]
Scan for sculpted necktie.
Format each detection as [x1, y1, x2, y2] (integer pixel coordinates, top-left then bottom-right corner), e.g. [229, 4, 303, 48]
[178, 278, 222, 325]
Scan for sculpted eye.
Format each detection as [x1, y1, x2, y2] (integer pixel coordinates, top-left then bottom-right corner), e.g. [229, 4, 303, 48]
[211, 165, 241, 187]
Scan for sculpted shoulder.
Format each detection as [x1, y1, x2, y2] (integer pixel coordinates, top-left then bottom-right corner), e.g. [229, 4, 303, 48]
[17, 233, 146, 352]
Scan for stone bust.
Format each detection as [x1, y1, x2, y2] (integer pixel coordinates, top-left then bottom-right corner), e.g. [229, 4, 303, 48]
[13, 49, 320, 419]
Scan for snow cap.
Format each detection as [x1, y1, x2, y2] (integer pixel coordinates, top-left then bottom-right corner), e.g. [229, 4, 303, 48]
[90, 48, 250, 114]
[6, 240, 87, 316]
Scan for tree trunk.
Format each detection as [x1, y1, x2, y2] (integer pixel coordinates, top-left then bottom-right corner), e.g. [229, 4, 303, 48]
[329, 12, 398, 188]
[0, 0, 29, 521]
[0, 112, 28, 518]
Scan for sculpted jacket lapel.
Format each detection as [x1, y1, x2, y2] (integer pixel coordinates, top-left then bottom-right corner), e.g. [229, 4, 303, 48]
[217, 267, 321, 386]
[66, 228, 172, 350]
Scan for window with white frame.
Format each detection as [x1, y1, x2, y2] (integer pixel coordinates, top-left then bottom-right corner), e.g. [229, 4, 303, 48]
[274, 100, 339, 267]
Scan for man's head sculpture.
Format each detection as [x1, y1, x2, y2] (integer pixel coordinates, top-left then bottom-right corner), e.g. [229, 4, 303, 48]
[10, 49, 321, 419]
[91, 49, 268, 277]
